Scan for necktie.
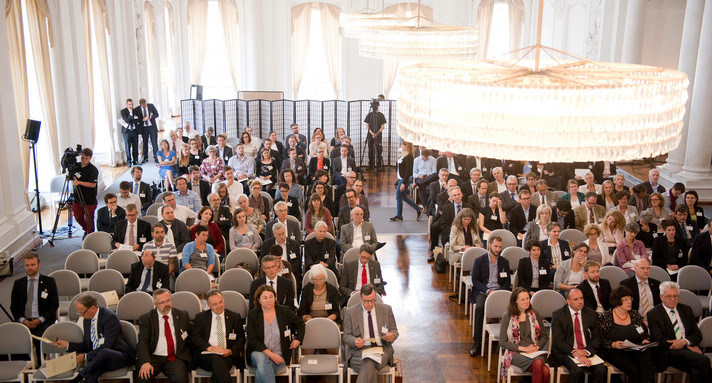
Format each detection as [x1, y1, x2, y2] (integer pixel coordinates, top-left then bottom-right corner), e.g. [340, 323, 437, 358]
[362, 264, 368, 286]
[269, 280, 274, 289]
[25, 278, 35, 318]
[639, 282, 651, 316]
[129, 223, 135, 246]
[480, 196, 486, 207]
[637, 198, 644, 213]
[681, 224, 689, 239]
[670, 193, 677, 211]
[142, 268, 152, 292]
[455, 204, 461, 214]
[91, 318, 99, 349]
[511, 192, 516, 202]
[367, 311, 377, 347]
[595, 285, 603, 307]
[541, 195, 546, 206]
[574, 312, 585, 349]
[163, 315, 176, 361]
[143, 107, 150, 126]
[134, 182, 139, 195]
[216, 316, 226, 348]
[440, 184, 445, 193]
[670, 310, 682, 340]
[589, 208, 595, 224]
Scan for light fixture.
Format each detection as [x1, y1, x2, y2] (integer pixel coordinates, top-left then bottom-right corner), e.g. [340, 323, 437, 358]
[395, 1, 689, 162]
[339, 0, 407, 39]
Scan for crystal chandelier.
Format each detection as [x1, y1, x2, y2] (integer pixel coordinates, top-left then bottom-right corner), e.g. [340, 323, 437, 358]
[396, 2, 689, 162]
[339, 0, 408, 39]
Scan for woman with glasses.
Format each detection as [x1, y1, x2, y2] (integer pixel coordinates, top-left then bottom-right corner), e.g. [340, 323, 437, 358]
[583, 224, 613, 265]
[643, 192, 669, 228]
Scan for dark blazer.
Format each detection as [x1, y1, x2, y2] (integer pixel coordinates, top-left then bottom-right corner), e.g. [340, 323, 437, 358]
[201, 135, 217, 148]
[647, 303, 703, 350]
[188, 179, 212, 207]
[248, 276, 295, 311]
[652, 236, 688, 269]
[461, 180, 479, 201]
[264, 220, 302, 244]
[10, 274, 59, 324]
[96, 206, 126, 234]
[304, 237, 338, 277]
[470, 254, 511, 302]
[134, 103, 159, 134]
[689, 231, 712, 272]
[439, 201, 473, 243]
[137, 308, 191, 365]
[435, 156, 467, 178]
[159, 219, 191, 253]
[578, 279, 612, 312]
[308, 157, 331, 179]
[428, 181, 448, 211]
[637, 181, 666, 195]
[620, 276, 662, 311]
[112, 219, 153, 249]
[69, 307, 134, 363]
[339, 260, 385, 298]
[217, 145, 233, 163]
[297, 282, 341, 324]
[517, 257, 552, 292]
[541, 239, 571, 265]
[509, 204, 536, 236]
[212, 206, 233, 241]
[246, 306, 305, 365]
[281, 158, 308, 183]
[467, 192, 490, 216]
[499, 190, 521, 213]
[259, 238, 302, 280]
[274, 195, 302, 223]
[590, 161, 616, 184]
[191, 308, 246, 369]
[282, 146, 307, 163]
[125, 261, 170, 293]
[397, 154, 414, 183]
[331, 156, 357, 178]
[550, 305, 601, 365]
[120, 107, 141, 133]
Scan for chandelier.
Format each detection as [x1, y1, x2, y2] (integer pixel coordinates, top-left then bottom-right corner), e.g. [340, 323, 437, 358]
[396, 2, 689, 162]
[339, 0, 408, 39]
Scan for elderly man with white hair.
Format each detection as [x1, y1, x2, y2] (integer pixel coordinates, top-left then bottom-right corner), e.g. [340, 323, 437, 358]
[298, 264, 341, 324]
[260, 222, 302, 287]
[264, 200, 302, 241]
[339, 206, 379, 257]
[304, 221, 339, 277]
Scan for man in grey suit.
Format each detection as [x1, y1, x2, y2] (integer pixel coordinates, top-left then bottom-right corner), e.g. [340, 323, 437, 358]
[531, 179, 559, 208]
[339, 207, 378, 257]
[264, 201, 302, 242]
[340, 245, 385, 302]
[343, 284, 398, 383]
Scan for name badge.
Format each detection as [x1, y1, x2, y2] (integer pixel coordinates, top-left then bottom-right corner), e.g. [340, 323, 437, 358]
[140, 237, 146, 242]
[247, 231, 254, 236]
[678, 251, 684, 258]
[98, 337, 105, 345]
[139, 193, 145, 198]
[286, 202, 292, 207]
[41, 290, 49, 299]
[284, 329, 291, 338]
[588, 164, 593, 169]
[374, 277, 381, 284]
[75, 172, 82, 179]
[290, 235, 296, 240]
[289, 252, 296, 259]
[686, 225, 693, 231]
[181, 330, 188, 340]
[697, 212, 703, 216]
[229, 332, 237, 340]
[297, 166, 302, 170]
[324, 303, 333, 310]
[539, 269, 547, 275]
[200, 252, 208, 258]
[564, 251, 570, 257]
[491, 215, 498, 220]
[364, 235, 371, 241]
[156, 281, 162, 288]
[635, 326, 644, 334]
[499, 271, 508, 278]
[323, 165, 328, 169]
[195, 155, 200, 159]
[397, 158, 402, 164]
[482, 167, 487, 172]
[381, 326, 388, 334]
[281, 268, 289, 275]
[267, 166, 273, 170]
[324, 253, 329, 259]
[220, 216, 227, 221]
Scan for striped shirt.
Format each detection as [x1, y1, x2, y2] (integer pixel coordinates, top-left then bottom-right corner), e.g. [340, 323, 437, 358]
[143, 240, 178, 265]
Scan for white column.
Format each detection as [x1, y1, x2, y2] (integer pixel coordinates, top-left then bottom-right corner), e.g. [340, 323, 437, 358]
[620, 0, 645, 63]
[678, 0, 712, 183]
[660, 0, 705, 175]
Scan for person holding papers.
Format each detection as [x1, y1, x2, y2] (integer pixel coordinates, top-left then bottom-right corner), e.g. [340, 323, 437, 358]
[499, 287, 550, 383]
[112, 204, 152, 251]
[343, 284, 399, 383]
[191, 290, 246, 382]
[596, 285, 655, 383]
[550, 289, 607, 383]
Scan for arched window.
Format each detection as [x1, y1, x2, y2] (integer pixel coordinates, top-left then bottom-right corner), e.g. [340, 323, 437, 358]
[476, 0, 525, 60]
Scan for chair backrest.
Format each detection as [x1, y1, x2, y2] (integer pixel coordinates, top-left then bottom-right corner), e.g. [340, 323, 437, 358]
[305, 232, 335, 241]
[39, 322, 83, 360]
[346, 292, 384, 308]
[65, 249, 100, 276]
[500, 247, 529, 272]
[301, 317, 341, 350]
[286, 215, 302, 230]
[678, 289, 703, 319]
[116, 291, 155, 322]
[218, 268, 254, 295]
[68, 292, 108, 321]
[343, 247, 360, 264]
[141, 215, 160, 226]
[484, 290, 511, 320]
[559, 229, 587, 246]
[49, 269, 81, 299]
[146, 203, 164, 217]
[221, 291, 248, 320]
[260, 191, 274, 216]
[678, 265, 712, 292]
[155, 192, 171, 204]
[302, 267, 338, 288]
[88, 269, 126, 296]
[106, 250, 140, 276]
[599, 265, 628, 289]
[120, 320, 138, 352]
[698, 316, 712, 348]
[531, 289, 567, 318]
[171, 291, 202, 319]
[82, 232, 114, 255]
[649, 265, 671, 282]
[461, 247, 488, 274]
[224, 248, 259, 271]
[489, 229, 517, 250]
[175, 268, 212, 295]
[554, 190, 566, 199]
[0, 323, 32, 356]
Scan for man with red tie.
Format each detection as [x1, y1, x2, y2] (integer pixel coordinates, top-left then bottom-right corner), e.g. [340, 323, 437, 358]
[137, 289, 192, 383]
[339, 244, 386, 306]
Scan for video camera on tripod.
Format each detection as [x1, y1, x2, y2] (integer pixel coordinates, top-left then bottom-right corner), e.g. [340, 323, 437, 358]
[61, 144, 83, 174]
[370, 98, 380, 109]
[49, 144, 91, 245]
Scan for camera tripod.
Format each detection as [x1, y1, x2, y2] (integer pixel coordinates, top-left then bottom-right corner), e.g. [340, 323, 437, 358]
[48, 174, 92, 246]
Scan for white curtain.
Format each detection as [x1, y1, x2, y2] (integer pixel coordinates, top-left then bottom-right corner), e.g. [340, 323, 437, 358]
[290, 3, 312, 99]
[26, 0, 59, 173]
[477, 0, 495, 59]
[81, 0, 95, 145]
[319, 3, 341, 98]
[382, 60, 398, 99]
[219, 0, 240, 92]
[90, 0, 117, 165]
[384, 3, 433, 22]
[144, 1, 157, 100]
[5, 0, 30, 188]
[508, 0, 525, 55]
[187, 0, 209, 84]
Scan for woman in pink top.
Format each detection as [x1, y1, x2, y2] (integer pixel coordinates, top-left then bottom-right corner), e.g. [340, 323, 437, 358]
[616, 222, 648, 274]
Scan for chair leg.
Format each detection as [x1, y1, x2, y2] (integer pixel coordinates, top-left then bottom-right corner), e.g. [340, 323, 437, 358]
[487, 339, 493, 371]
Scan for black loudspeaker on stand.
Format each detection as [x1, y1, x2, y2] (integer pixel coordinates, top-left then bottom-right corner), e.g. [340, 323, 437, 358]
[23, 119, 44, 234]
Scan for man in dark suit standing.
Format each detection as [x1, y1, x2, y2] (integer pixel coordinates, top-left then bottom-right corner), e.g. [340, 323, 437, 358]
[11, 253, 59, 360]
[126, 249, 171, 294]
[247, 255, 295, 311]
[112, 204, 152, 251]
[192, 290, 246, 382]
[620, 259, 661, 316]
[578, 261, 612, 314]
[96, 193, 125, 234]
[137, 289, 191, 383]
[647, 281, 712, 381]
[550, 289, 607, 383]
[509, 190, 536, 242]
[120, 98, 141, 166]
[469, 236, 511, 356]
[135, 98, 160, 163]
[130, 166, 153, 214]
[55, 294, 134, 383]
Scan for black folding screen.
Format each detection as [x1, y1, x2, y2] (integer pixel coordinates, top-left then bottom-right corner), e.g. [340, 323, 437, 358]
[181, 98, 401, 167]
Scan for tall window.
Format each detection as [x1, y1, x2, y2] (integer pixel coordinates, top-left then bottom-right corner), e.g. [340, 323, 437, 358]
[163, 2, 177, 114]
[487, 2, 510, 59]
[87, 0, 114, 164]
[298, 8, 333, 100]
[200, 0, 235, 99]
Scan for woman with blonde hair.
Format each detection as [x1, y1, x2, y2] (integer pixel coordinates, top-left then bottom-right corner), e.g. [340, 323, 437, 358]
[522, 204, 553, 245]
[599, 210, 626, 248]
[597, 180, 617, 211]
[583, 224, 612, 265]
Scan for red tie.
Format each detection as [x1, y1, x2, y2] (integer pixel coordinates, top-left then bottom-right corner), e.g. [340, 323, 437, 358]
[574, 312, 585, 349]
[361, 264, 368, 286]
[163, 315, 175, 361]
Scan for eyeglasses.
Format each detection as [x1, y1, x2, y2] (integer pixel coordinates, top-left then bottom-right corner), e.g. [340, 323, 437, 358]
[663, 294, 679, 299]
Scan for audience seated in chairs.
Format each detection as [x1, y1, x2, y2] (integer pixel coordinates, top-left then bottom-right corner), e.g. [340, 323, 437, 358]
[228, 208, 262, 254]
[304, 221, 338, 278]
[189, 206, 226, 258]
[517, 241, 552, 295]
[274, 182, 302, 223]
[248, 254, 296, 312]
[298, 264, 341, 325]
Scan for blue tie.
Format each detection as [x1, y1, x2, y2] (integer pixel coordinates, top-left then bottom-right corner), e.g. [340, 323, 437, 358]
[134, 182, 139, 195]
[142, 268, 152, 292]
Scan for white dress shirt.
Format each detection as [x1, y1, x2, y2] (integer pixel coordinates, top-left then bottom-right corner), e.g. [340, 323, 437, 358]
[154, 310, 177, 356]
[208, 311, 226, 347]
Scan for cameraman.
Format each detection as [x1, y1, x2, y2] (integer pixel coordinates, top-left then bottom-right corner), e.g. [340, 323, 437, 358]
[72, 148, 99, 236]
[364, 98, 387, 171]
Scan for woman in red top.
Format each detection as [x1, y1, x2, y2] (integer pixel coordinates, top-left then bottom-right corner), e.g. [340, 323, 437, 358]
[190, 206, 226, 256]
